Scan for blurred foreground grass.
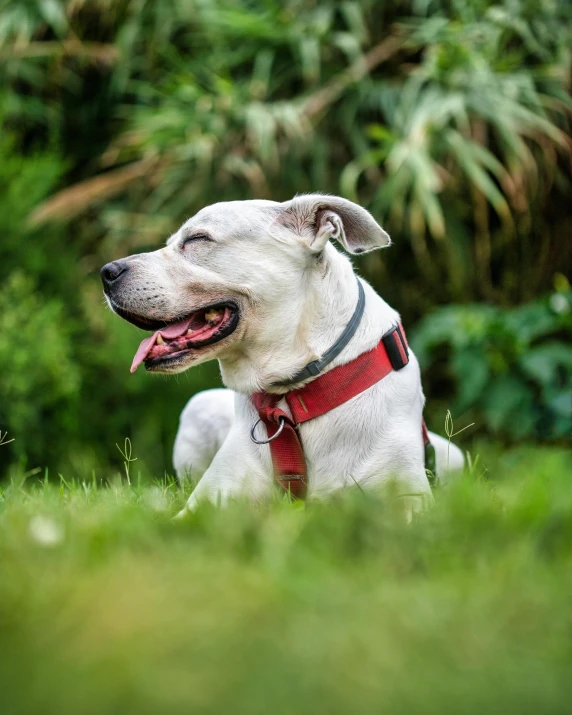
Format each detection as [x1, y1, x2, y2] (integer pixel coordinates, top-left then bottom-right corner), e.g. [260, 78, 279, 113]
[1, 444, 572, 715]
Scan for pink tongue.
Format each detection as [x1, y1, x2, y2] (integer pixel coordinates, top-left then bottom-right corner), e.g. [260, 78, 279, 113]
[130, 318, 193, 373]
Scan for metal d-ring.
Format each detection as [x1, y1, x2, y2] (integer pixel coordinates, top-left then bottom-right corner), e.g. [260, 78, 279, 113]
[250, 416, 286, 445]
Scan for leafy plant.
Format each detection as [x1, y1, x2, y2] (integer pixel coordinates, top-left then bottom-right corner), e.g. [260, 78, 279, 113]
[0, 271, 81, 466]
[412, 279, 572, 439]
[5, 0, 565, 309]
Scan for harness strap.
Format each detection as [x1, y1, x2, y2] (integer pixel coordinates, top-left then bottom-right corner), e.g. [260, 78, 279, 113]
[252, 395, 308, 499]
[253, 323, 414, 499]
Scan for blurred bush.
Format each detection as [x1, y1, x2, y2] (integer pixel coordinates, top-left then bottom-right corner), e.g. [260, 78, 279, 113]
[0, 271, 79, 457]
[0, 136, 219, 477]
[413, 280, 572, 439]
[0, 0, 570, 475]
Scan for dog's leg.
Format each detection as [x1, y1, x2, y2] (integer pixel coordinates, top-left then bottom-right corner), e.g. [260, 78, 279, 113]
[176, 420, 273, 515]
[173, 388, 235, 483]
[393, 494, 432, 524]
[363, 423, 434, 518]
[426, 431, 465, 482]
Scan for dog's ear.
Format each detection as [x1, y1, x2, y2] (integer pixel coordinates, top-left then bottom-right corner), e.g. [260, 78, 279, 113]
[269, 194, 390, 255]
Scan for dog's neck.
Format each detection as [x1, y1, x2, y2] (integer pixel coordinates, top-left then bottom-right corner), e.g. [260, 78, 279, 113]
[218, 244, 401, 394]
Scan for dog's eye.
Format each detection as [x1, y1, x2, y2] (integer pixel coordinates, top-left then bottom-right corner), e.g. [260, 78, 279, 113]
[182, 234, 213, 248]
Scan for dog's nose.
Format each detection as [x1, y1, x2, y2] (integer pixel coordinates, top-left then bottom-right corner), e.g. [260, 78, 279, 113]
[100, 260, 129, 288]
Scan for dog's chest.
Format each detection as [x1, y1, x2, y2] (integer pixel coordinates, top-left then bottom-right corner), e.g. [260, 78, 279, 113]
[274, 373, 423, 491]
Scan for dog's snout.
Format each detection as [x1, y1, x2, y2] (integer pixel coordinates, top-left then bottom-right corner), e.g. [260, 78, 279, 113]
[100, 260, 129, 288]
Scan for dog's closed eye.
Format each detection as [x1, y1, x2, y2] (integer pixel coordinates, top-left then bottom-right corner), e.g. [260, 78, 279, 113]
[182, 233, 214, 248]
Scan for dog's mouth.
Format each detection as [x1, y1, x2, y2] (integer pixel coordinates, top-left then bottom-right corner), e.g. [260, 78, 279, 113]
[117, 302, 240, 373]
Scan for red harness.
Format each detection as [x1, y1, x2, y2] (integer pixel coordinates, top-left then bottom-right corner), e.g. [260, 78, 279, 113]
[252, 324, 431, 499]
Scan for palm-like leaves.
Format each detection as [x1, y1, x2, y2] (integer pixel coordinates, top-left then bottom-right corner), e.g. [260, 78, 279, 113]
[1, 0, 570, 304]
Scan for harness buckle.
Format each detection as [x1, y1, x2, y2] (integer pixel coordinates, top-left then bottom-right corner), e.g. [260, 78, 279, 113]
[306, 361, 322, 377]
[382, 325, 409, 371]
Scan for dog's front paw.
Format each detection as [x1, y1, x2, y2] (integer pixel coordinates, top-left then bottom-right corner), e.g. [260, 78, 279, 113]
[395, 493, 433, 524]
[173, 490, 202, 519]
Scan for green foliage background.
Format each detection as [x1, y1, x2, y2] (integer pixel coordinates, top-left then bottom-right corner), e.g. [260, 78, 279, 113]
[0, 0, 570, 478]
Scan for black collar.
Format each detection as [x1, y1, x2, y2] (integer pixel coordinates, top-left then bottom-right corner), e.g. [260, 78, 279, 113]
[273, 277, 366, 387]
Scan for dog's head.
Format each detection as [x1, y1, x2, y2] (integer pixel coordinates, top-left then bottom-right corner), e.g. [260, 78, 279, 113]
[101, 194, 390, 375]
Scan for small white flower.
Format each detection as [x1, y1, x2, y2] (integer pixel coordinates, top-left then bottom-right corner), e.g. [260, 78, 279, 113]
[29, 515, 64, 547]
[550, 293, 569, 314]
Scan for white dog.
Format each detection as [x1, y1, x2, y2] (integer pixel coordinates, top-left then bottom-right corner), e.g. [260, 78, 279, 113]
[101, 195, 463, 518]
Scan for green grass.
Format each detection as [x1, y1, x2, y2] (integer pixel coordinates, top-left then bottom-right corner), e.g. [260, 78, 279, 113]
[1, 444, 572, 715]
